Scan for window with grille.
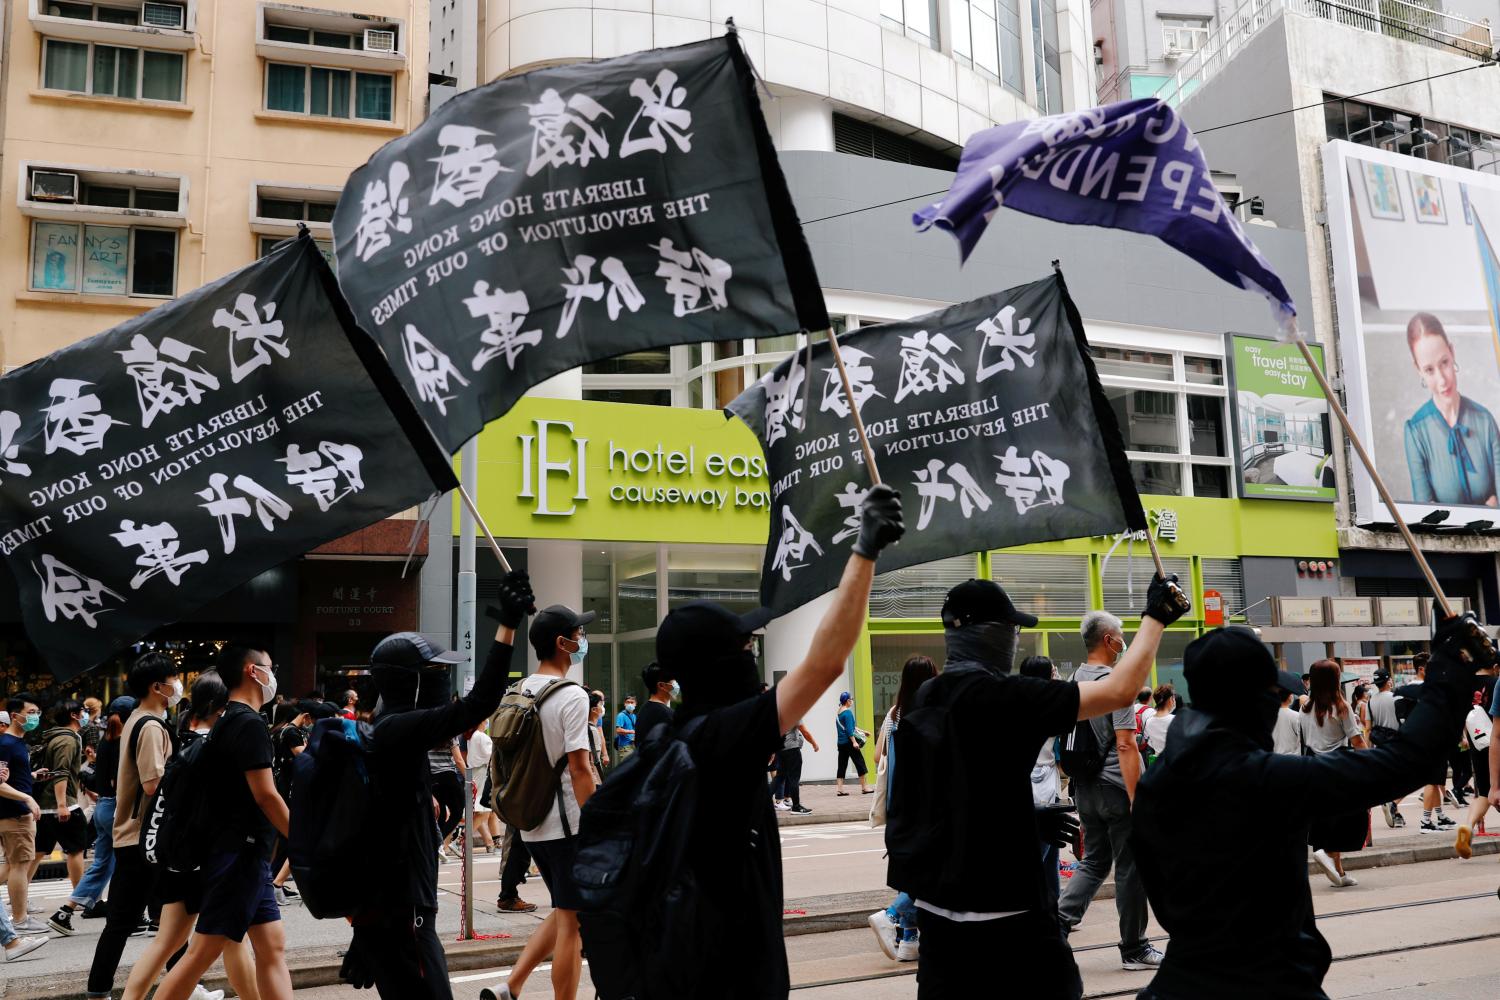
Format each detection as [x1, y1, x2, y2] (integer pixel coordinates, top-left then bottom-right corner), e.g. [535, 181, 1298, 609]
[870, 554, 980, 618]
[1101, 553, 1191, 612]
[1200, 558, 1245, 619]
[989, 554, 1091, 617]
[832, 114, 958, 171]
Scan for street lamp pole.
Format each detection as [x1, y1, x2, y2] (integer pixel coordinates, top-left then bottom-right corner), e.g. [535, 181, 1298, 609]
[457, 437, 478, 939]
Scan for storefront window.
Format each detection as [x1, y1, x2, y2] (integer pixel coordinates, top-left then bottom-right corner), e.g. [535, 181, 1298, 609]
[1045, 630, 1089, 679]
[1153, 630, 1194, 702]
[1090, 346, 1173, 381]
[1191, 464, 1230, 498]
[1101, 555, 1192, 611]
[583, 548, 613, 632]
[1130, 460, 1181, 496]
[667, 544, 761, 616]
[1107, 387, 1178, 453]
[989, 554, 1091, 617]
[584, 638, 613, 713]
[870, 633, 946, 729]
[870, 554, 980, 618]
[584, 349, 671, 375]
[614, 547, 658, 633]
[617, 637, 656, 708]
[582, 388, 672, 406]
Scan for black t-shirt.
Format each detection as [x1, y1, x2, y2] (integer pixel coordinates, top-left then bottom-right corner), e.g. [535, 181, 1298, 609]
[680, 688, 787, 999]
[635, 700, 674, 744]
[205, 702, 277, 860]
[887, 663, 1079, 914]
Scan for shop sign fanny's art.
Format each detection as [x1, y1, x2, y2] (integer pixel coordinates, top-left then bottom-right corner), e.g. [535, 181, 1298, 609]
[0, 237, 455, 679]
[332, 34, 827, 453]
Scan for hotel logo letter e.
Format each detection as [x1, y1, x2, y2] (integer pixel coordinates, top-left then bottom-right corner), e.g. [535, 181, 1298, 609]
[518, 419, 589, 516]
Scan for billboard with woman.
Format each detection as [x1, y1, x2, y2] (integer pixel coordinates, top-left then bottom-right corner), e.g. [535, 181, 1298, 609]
[1323, 140, 1500, 522]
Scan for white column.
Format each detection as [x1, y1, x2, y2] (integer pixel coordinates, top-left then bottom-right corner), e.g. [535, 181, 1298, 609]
[528, 540, 585, 680]
[767, 93, 835, 152]
[763, 590, 848, 782]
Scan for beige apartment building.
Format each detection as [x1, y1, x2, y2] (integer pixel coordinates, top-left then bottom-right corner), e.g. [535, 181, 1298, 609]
[0, 0, 427, 369]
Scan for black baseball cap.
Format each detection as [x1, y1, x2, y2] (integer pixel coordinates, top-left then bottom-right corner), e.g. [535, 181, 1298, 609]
[370, 631, 466, 669]
[941, 579, 1038, 629]
[529, 604, 598, 654]
[1373, 669, 1391, 686]
[1275, 670, 1306, 697]
[657, 601, 774, 673]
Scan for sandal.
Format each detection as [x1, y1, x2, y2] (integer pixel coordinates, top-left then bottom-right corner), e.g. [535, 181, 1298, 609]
[836, 791, 850, 797]
[861, 789, 875, 795]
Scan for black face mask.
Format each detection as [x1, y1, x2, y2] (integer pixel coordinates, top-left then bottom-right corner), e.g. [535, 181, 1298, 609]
[945, 622, 1019, 675]
[372, 665, 450, 714]
[680, 649, 760, 718]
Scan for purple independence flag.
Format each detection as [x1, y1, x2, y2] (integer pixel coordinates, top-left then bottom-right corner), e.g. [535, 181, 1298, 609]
[915, 98, 1297, 329]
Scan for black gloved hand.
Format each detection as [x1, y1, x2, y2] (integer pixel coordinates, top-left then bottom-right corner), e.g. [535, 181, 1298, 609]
[486, 570, 535, 629]
[853, 484, 904, 560]
[1035, 801, 1081, 852]
[1428, 606, 1495, 688]
[338, 933, 377, 990]
[1142, 573, 1190, 625]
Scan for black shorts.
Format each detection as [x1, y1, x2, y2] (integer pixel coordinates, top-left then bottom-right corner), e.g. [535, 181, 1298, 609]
[526, 837, 584, 911]
[837, 744, 868, 779]
[194, 851, 280, 942]
[35, 810, 90, 855]
[154, 866, 202, 911]
[1429, 761, 1449, 787]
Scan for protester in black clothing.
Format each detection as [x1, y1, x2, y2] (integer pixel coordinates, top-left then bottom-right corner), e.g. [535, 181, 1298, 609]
[335, 569, 534, 999]
[636, 661, 676, 741]
[154, 645, 292, 1000]
[885, 574, 1184, 1000]
[648, 484, 904, 999]
[1131, 617, 1492, 1000]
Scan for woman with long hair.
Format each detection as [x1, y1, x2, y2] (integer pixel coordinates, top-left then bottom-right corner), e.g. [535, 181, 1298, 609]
[1301, 660, 1369, 888]
[1403, 312, 1500, 506]
[122, 671, 261, 1000]
[1143, 684, 1176, 760]
[868, 654, 938, 963]
[1352, 684, 1372, 746]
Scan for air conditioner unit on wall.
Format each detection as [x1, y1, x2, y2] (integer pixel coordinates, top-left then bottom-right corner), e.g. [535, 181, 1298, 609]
[30, 171, 78, 203]
[1163, 45, 1183, 60]
[142, 2, 186, 29]
[363, 28, 396, 53]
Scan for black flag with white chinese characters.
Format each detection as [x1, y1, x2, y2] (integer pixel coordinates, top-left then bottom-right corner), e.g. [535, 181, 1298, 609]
[728, 274, 1146, 616]
[331, 33, 827, 453]
[0, 234, 456, 680]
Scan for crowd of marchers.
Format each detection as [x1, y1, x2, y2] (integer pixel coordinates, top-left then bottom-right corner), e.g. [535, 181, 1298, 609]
[0, 483, 1496, 1000]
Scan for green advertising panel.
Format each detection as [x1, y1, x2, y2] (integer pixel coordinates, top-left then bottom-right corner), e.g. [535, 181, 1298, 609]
[1227, 334, 1336, 501]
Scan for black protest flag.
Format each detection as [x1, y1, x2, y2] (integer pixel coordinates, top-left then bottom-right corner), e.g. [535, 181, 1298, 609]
[0, 234, 457, 680]
[728, 273, 1146, 616]
[331, 33, 828, 454]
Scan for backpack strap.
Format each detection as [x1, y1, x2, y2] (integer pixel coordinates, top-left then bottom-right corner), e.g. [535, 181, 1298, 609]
[127, 715, 174, 820]
[530, 678, 583, 839]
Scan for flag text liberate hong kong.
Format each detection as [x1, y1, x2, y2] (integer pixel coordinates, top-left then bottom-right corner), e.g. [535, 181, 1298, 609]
[0, 236, 456, 680]
[915, 98, 1298, 330]
[728, 274, 1146, 616]
[333, 34, 827, 453]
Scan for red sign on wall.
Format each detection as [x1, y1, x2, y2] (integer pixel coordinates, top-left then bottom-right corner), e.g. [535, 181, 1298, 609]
[1203, 589, 1224, 627]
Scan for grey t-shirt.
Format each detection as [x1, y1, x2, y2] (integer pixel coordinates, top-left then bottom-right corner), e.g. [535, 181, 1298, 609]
[1369, 689, 1400, 730]
[1073, 663, 1134, 790]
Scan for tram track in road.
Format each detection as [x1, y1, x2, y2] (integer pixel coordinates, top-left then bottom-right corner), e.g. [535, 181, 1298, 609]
[786, 887, 1500, 995]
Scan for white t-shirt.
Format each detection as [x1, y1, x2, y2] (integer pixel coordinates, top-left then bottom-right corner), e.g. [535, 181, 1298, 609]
[1143, 712, 1173, 755]
[467, 728, 493, 775]
[518, 674, 590, 844]
[1298, 704, 1361, 755]
[1272, 707, 1302, 755]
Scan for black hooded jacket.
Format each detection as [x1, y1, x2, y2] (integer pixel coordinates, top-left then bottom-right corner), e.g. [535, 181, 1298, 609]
[1130, 676, 1470, 999]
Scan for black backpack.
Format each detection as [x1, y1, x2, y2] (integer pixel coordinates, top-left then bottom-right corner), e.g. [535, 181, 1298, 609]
[141, 728, 215, 873]
[288, 717, 380, 919]
[572, 717, 706, 1000]
[1058, 716, 1107, 779]
[885, 670, 986, 899]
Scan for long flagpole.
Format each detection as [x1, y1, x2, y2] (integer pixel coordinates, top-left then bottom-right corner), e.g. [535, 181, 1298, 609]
[1289, 329, 1452, 617]
[824, 328, 883, 485]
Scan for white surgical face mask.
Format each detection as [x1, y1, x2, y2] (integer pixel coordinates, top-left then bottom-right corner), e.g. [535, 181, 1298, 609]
[568, 635, 589, 667]
[253, 663, 278, 705]
[670, 680, 681, 699]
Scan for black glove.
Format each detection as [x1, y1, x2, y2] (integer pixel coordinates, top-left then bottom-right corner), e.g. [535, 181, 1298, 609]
[1142, 573, 1190, 625]
[1034, 801, 1080, 852]
[338, 932, 377, 990]
[1428, 607, 1495, 689]
[853, 484, 904, 559]
[486, 570, 536, 629]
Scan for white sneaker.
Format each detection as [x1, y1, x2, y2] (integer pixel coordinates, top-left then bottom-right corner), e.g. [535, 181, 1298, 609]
[896, 937, 919, 961]
[773, 800, 791, 811]
[1311, 849, 1342, 887]
[190, 985, 226, 1000]
[479, 984, 515, 1000]
[867, 910, 899, 961]
[1339, 873, 1359, 887]
[12, 916, 46, 934]
[3, 936, 48, 962]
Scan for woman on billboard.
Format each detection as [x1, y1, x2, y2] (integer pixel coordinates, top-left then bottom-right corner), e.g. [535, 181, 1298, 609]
[1404, 313, 1500, 506]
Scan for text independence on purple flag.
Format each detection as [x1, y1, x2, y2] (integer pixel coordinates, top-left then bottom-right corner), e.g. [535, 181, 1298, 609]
[915, 98, 1297, 326]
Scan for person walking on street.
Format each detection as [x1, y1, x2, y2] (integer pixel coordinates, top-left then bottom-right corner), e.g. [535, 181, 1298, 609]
[333, 570, 533, 999]
[1272, 682, 1304, 756]
[31, 700, 92, 894]
[835, 693, 872, 795]
[1131, 617, 1491, 999]
[491, 603, 598, 1000]
[1454, 664, 1499, 857]
[48, 697, 135, 935]
[0, 696, 41, 933]
[1300, 660, 1369, 887]
[886, 575, 1186, 1000]
[868, 653, 937, 962]
[775, 721, 818, 814]
[1142, 685, 1176, 762]
[586, 692, 608, 785]
[1368, 670, 1405, 827]
[1402, 653, 1458, 832]
[86, 654, 181, 1000]
[613, 697, 637, 762]
[636, 662, 677, 742]
[1057, 610, 1163, 971]
[153, 645, 293, 1000]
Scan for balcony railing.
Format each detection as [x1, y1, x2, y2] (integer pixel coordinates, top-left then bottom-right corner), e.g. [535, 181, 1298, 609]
[1152, 0, 1494, 107]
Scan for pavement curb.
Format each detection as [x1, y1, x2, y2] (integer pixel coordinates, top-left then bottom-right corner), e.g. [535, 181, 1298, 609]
[7, 832, 1496, 998]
